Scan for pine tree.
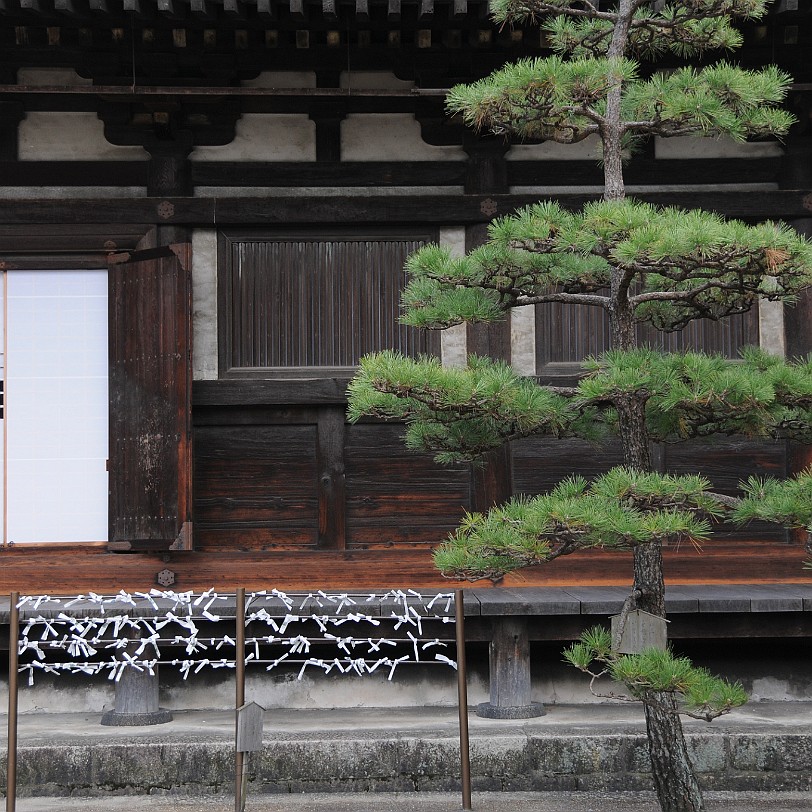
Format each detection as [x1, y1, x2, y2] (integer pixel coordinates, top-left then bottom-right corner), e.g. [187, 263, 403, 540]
[347, 2, 812, 810]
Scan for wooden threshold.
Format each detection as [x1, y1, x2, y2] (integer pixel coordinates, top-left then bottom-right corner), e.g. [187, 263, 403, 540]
[0, 542, 807, 594]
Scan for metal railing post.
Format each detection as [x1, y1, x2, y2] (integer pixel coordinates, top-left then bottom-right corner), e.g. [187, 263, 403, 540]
[7, 592, 19, 812]
[235, 587, 246, 812]
[455, 588, 472, 810]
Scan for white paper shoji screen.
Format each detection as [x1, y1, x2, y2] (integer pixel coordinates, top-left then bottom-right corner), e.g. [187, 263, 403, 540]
[5, 270, 108, 543]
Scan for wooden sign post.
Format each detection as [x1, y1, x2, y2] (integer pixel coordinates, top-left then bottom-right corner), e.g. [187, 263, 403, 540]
[611, 609, 669, 654]
[237, 702, 265, 753]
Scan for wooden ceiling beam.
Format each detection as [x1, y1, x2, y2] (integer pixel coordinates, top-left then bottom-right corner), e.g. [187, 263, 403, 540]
[0, 191, 809, 228]
[53, 0, 77, 14]
[223, 0, 246, 17]
[288, 0, 305, 21]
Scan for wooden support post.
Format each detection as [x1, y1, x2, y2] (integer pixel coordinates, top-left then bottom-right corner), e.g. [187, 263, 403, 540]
[101, 643, 172, 726]
[476, 616, 544, 719]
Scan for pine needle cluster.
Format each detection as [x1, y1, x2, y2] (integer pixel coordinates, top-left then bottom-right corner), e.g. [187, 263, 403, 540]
[400, 199, 812, 333]
[564, 626, 748, 721]
[348, 347, 812, 468]
[347, 350, 605, 462]
[734, 468, 812, 533]
[432, 468, 721, 580]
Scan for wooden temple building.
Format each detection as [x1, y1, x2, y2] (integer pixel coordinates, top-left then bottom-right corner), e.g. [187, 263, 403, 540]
[0, 0, 810, 597]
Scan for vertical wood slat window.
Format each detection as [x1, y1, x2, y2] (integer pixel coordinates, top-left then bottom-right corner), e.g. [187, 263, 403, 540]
[537, 303, 758, 370]
[221, 233, 438, 375]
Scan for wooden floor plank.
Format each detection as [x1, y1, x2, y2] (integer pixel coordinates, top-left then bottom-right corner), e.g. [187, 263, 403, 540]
[472, 587, 581, 615]
[663, 587, 701, 614]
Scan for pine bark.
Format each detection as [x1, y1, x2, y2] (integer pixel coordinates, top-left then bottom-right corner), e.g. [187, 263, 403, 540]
[604, 3, 707, 809]
[643, 692, 706, 812]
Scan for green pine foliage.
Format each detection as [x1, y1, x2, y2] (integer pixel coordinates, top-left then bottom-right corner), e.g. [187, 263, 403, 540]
[399, 199, 812, 333]
[347, 351, 602, 462]
[734, 468, 812, 532]
[346, 0, 812, 800]
[348, 347, 812, 469]
[446, 58, 793, 147]
[432, 468, 719, 580]
[345, 1, 812, 808]
[582, 348, 812, 443]
[563, 626, 748, 721]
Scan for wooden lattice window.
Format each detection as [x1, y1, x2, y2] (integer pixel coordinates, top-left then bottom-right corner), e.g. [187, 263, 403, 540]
[219, 230, 439, 377]
[536, 302, 759, 373]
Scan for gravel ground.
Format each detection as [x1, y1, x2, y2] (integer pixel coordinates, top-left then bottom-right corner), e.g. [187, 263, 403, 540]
[13, 792, 812, 812]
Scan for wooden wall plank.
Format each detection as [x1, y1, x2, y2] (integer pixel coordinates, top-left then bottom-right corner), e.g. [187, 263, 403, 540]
[317, 406, 346, 549]
[345, 423, 471, 549]
[194, 424, 318, 550]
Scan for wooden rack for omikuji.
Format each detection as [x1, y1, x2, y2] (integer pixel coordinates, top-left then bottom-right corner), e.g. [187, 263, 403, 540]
[5, 587, 472, 812]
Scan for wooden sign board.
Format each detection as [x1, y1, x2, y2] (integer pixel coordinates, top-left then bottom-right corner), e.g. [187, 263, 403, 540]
[611, 609, 669, 654]
[236, 701, 265, 752]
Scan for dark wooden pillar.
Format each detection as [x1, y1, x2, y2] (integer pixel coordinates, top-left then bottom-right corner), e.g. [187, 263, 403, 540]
[465, 140, 513, 514]
[146, 140, 194, 197]
[464, 136, 543, 719]
[310, 111, 346, 163]
[317, 406, 347, 549]
[477, 616, 544, 718]
[777, 114, 812, 548]
[463, 137, 509, 196]
[0, 102, 24, 161]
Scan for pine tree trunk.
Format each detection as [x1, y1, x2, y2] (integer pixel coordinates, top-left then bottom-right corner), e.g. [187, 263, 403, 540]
[600, 3, 707, 807]
[622, 398, 707, 812]
[609, 243, 706, 812]
[644, 693, 705, 812]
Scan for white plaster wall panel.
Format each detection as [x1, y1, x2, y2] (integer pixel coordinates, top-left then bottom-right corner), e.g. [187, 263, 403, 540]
[192, 229, 219, 381]
[507, 134, 602, 161]
[342, 114, 467, 161]
[758, 298, 786, 357]
[18, 113, 148, 161]
[241, 71, 317, 88]
[191, 114, 316, 162]
[339, 71, 414, 89]
[510, 305, 537, 376]
[17, 67, 91, 86]
[654, 135, 784, 159]
[439, 227, 468, 368]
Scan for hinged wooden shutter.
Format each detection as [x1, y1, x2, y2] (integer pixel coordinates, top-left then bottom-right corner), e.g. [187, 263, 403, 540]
[108, 244, 193, 552]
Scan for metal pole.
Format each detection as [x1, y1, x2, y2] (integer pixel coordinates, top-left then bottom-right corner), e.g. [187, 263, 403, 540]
[7, 592, 19, 812]
[235, 587, 246, 812]
[455, 589, 472, 811]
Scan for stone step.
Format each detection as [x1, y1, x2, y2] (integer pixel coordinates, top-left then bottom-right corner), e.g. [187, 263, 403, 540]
[2, 705, 812, 797]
